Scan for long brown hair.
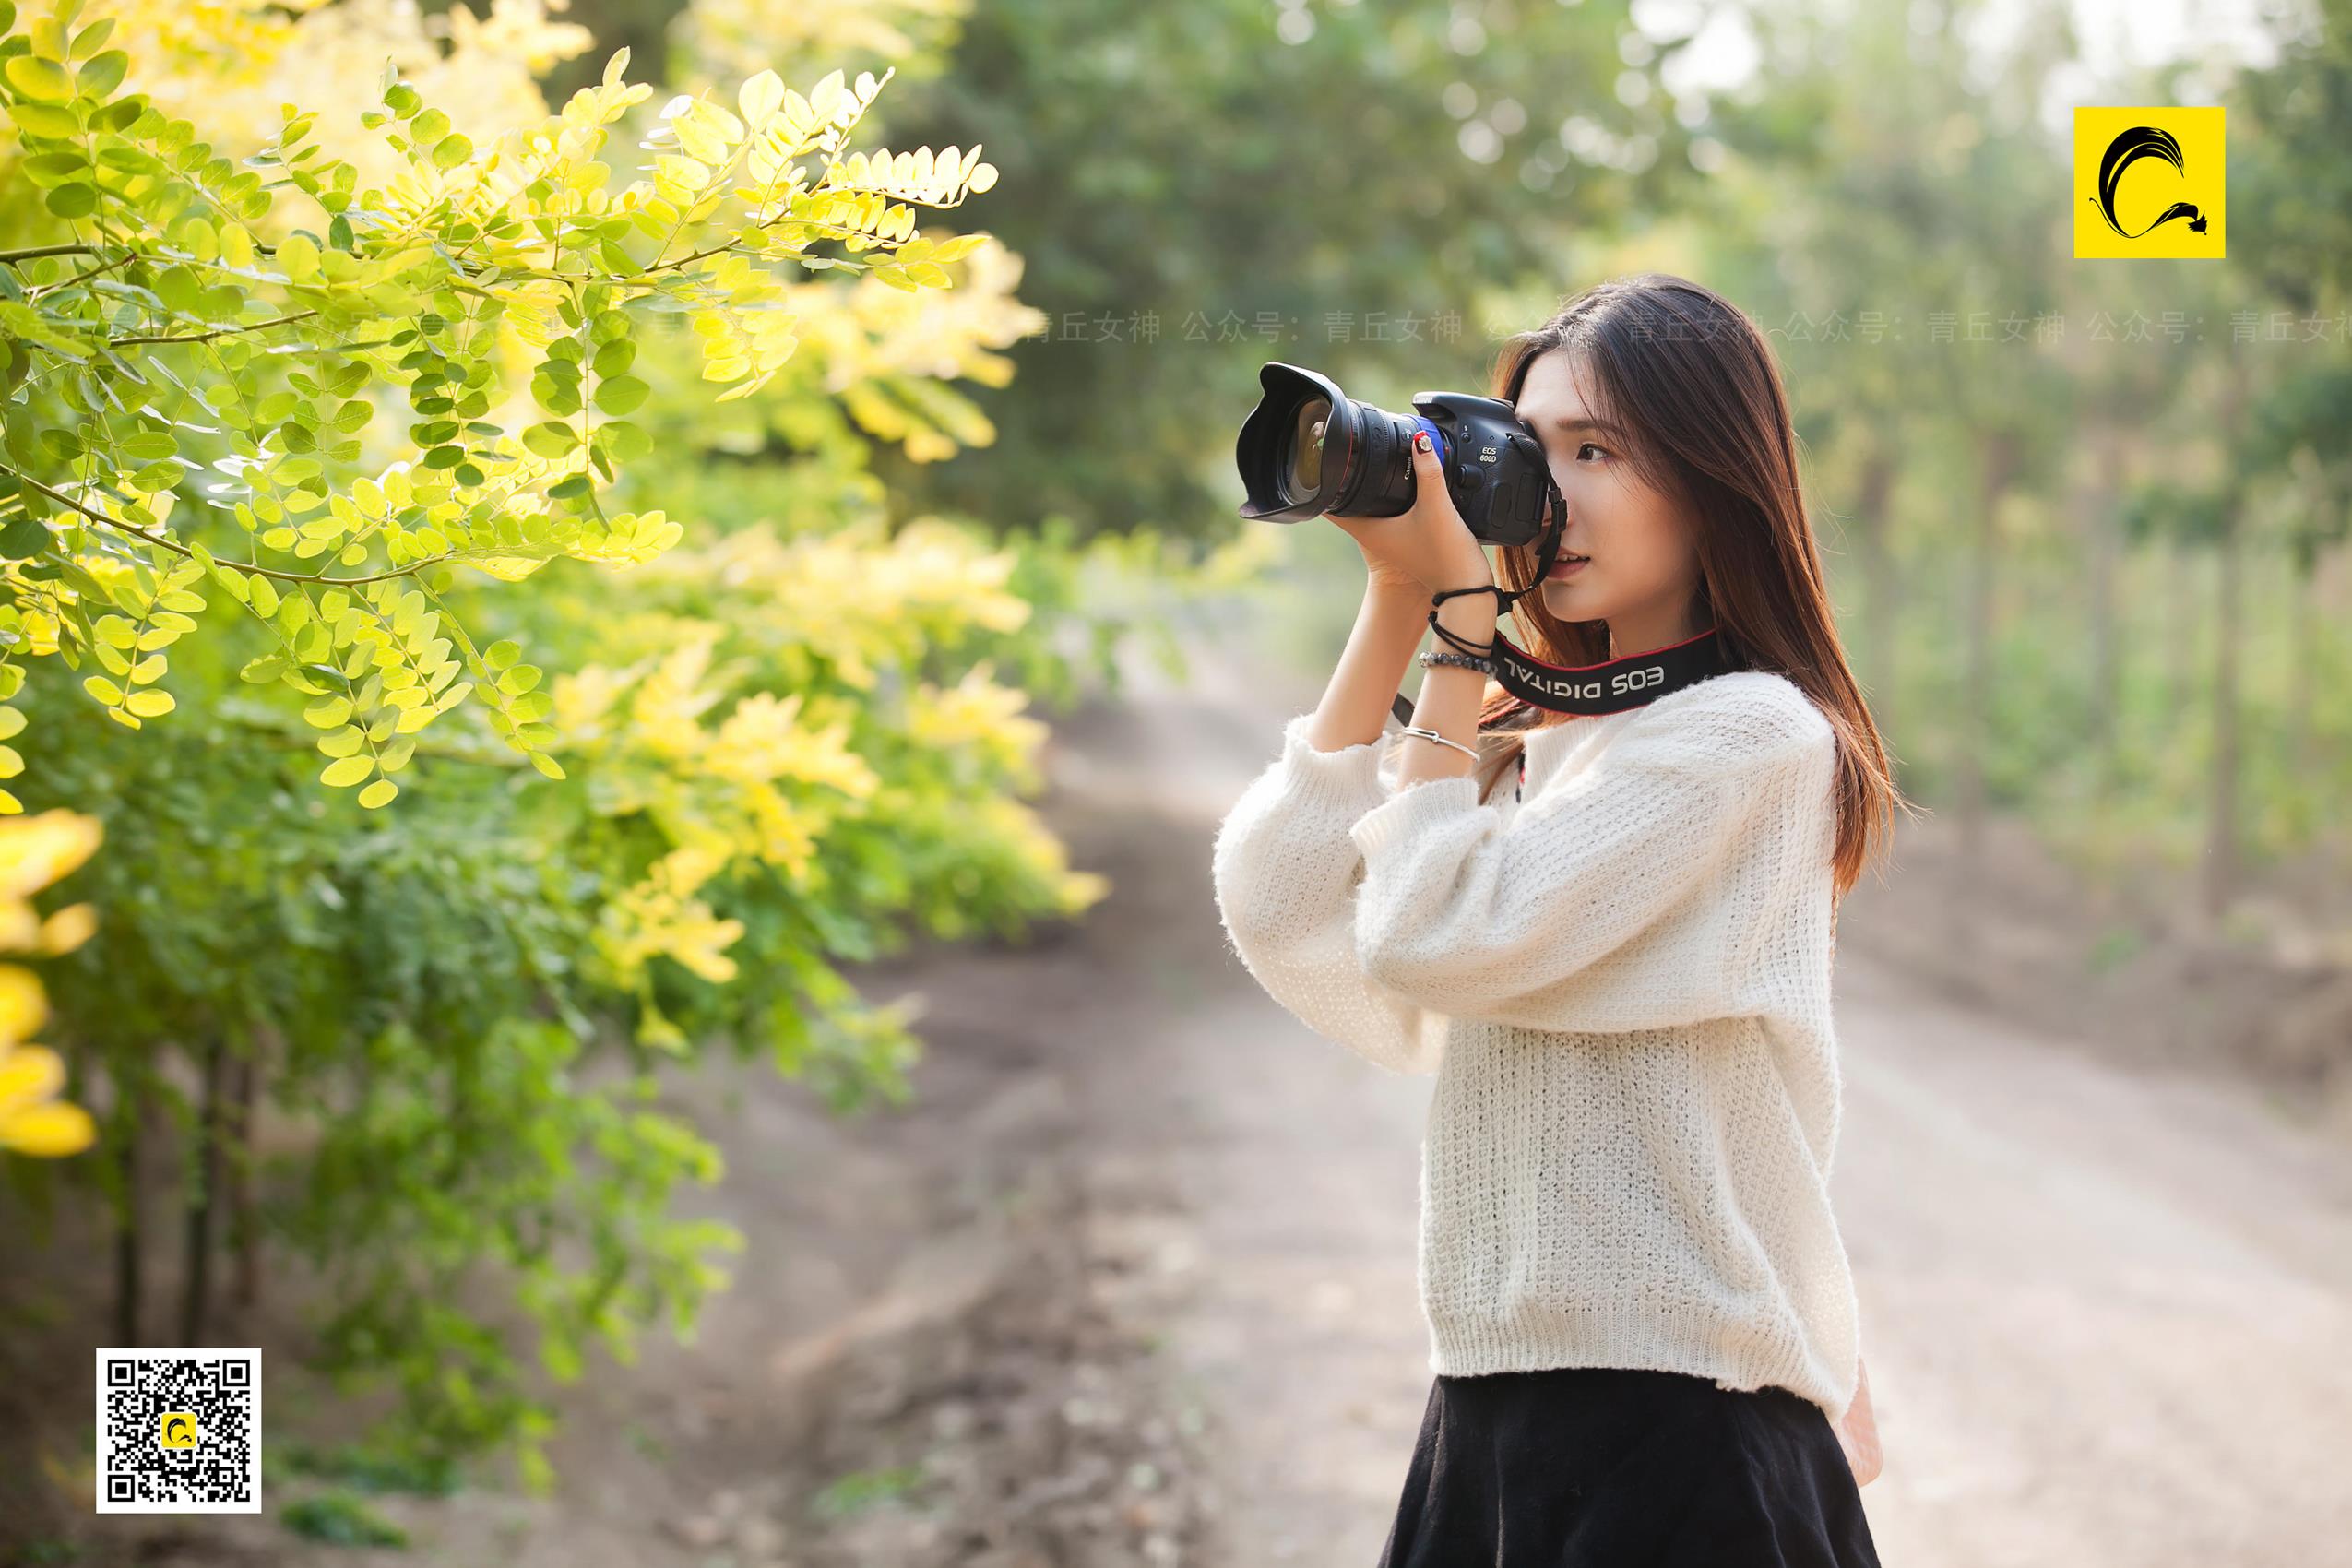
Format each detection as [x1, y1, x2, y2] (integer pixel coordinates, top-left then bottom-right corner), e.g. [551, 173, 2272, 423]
[1466, 273, 1914, 903]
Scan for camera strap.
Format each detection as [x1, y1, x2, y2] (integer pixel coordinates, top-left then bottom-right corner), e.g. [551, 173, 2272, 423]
[1398, 588, 1731, 724]
[1472, 618, 1730, 716]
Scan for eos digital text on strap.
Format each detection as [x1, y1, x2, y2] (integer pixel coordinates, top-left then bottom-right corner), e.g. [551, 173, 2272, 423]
[1406, 578, 1732, 725]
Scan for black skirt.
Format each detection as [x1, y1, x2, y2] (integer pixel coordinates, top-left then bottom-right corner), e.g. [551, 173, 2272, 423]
[1375, 1366, 1883, 1568]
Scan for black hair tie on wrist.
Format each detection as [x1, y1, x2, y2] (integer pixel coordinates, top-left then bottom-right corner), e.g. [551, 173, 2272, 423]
[1427, 583, 1504, 658]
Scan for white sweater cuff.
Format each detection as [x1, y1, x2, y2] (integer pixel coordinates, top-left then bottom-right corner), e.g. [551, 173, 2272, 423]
[1274, 711, 1393, 817]
[1348, 772, 1485, 862]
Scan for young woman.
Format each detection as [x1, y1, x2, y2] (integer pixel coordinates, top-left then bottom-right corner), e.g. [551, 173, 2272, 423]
[1210, 273, 1909, 1566]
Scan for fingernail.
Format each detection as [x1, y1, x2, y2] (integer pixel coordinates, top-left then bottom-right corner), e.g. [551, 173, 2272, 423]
[1414, 432, 1431, 452]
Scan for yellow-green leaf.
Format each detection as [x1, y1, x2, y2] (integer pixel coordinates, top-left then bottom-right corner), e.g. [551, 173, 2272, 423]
[739, 68, 783, 127]
[75, 47, 125, 97]
[5, 54, 72, 102]
[279, 232, 320, 282]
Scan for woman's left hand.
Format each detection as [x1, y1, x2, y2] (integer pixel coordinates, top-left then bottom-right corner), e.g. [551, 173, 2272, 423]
[1325, 429, 1494, 598]
[1832, 1353, 1883, 1487]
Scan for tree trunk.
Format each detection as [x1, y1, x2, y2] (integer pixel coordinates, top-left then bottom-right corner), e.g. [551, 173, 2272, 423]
[2285, 466, 2327, 777]
[2169, 538, 2198, 712]
[2202, 363, 2248, 926]
[1858, 449, 1899, 752]
[2086, 425, 2124, 788]
[2287, 550, 2313, 776]
[2204, 513, 2240, 923]
[180, 1033, 227, 1345]
[112, 1082, 143, 1349]
[1953, 429, 2016, 984]
[230, 1029, 264, 1313]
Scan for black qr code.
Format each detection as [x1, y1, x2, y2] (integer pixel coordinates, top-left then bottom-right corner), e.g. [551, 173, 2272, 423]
[95, 1347, 263, 1513]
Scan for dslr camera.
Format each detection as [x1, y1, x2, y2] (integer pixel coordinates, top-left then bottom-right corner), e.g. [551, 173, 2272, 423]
[1233, 362, 1561, 549]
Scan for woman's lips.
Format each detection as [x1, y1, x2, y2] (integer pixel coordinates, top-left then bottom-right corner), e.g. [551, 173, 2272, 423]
[1546, 555, 1590, 579]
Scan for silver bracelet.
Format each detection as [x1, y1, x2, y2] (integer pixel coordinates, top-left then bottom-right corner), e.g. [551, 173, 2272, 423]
[1396, 724, 1479, 760]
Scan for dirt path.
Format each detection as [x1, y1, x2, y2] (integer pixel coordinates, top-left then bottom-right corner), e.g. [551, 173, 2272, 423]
[9, 608, 2352, 1565]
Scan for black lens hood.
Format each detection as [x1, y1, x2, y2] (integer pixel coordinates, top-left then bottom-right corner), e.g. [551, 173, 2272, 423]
[1236, 362, 1366, 522]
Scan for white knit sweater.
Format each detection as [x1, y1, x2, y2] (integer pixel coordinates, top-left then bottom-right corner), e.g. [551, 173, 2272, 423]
[1209, 670, 1861, 1423]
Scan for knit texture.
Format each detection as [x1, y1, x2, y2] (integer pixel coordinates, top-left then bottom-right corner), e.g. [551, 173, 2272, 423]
[1208, 671, 1861, 1423]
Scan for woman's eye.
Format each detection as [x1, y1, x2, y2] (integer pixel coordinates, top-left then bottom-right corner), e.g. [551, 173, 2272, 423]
[1575, 442, 1607, 463]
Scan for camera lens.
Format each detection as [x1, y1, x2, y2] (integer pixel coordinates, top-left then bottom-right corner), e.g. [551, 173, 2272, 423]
[1239, 362, 1561, 543]
[1284, 398, 1331, 502]
[1238, 362, 1432, 523]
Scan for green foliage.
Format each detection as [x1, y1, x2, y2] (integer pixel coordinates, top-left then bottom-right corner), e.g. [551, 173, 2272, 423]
[0, 0, 1184, 1496]
[11, 483, 1178, 1485]
[278, 1491, 411, 1548]
[807, 1461, 927, 1519]
[0, 3, 996, 809]
[279, 1435, 466, 1496]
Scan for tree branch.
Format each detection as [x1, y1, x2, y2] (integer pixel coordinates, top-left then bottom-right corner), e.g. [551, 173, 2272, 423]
[0, 463, 449, 587]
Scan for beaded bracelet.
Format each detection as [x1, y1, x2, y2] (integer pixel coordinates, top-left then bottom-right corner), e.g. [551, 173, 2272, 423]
[1419, 648, 1498, 676]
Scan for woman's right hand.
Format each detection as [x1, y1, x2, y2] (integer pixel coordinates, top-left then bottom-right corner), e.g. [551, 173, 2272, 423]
[1357, 557, 1427, 598]
[1326, 426, 1493, 600]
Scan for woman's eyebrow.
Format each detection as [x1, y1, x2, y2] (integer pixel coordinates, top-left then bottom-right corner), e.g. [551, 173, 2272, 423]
[1548, 416, 1627, 438]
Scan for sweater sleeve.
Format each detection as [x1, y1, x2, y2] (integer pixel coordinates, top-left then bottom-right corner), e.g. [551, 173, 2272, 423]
[1345, 681, 1833, 1033]
[1210, 712, 1447, 1076]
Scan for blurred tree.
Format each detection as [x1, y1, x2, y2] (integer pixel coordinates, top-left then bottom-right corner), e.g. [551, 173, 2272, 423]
[2229, 0, 2352, 790]
[855, 0, 1708, 540]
